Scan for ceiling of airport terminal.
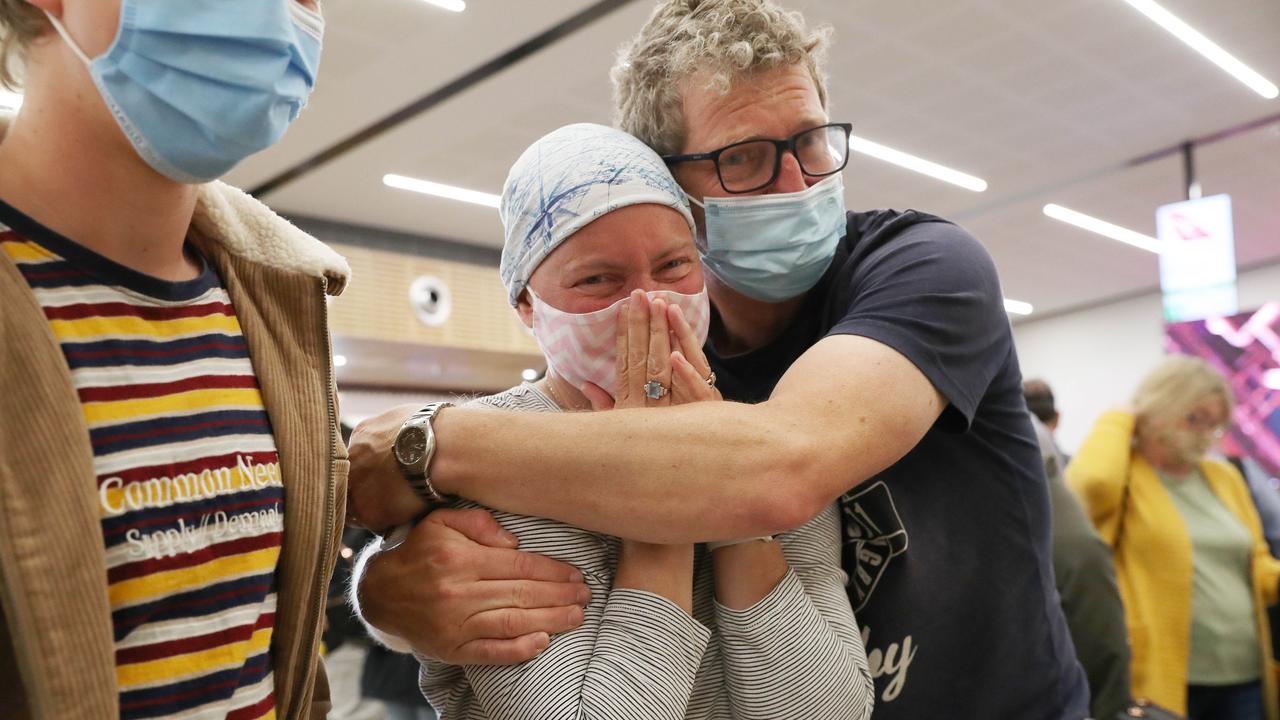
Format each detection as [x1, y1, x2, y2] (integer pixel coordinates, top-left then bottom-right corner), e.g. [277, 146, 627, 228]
[224, 0, 1280, 322]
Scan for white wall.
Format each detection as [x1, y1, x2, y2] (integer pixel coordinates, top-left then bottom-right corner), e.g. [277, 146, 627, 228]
[1013, 261, 1280, 455]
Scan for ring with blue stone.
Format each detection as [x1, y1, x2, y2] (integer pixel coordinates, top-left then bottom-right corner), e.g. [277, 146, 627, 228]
[643, 380, 668, 400]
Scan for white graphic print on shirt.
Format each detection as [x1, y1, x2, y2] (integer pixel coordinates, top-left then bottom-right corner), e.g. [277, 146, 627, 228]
[842, 481, 914, 703]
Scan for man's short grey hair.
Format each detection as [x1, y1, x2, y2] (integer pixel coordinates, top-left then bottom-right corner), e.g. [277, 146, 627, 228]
[611, 0, 831, 156]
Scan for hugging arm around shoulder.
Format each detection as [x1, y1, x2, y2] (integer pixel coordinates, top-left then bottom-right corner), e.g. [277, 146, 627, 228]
[431, 333, 950, 544]
[717, 504, 875, 719]
[420, 501, 710, 720]
[428, 219, 1015, 542]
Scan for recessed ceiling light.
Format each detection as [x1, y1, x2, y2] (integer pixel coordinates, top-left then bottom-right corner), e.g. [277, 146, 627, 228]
[1120, 0, 1278, 99]
[522, 368, 540, 382]
[333, 354, 348, 368]
[1043, 203, 1164, 254]
[848, 135, 987, 192]
[0, 89, 23, 111]
[384, 174, 500, 209]
[1003, 298, 1034, 316]
[420, 0, 466, 11]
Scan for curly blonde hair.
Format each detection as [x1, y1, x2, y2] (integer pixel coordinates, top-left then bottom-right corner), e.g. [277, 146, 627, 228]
[0, 0, 46, 91]
[611, 0, 831, 156]
[1133, 355, 1234, 428]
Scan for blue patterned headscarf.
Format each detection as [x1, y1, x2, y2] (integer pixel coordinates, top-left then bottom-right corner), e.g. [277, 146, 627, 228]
[499, 123, 696, 306]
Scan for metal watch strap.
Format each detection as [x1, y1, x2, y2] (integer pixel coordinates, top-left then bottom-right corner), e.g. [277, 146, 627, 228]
[402, 401, 453, 505]
[405, 470, 446, 506]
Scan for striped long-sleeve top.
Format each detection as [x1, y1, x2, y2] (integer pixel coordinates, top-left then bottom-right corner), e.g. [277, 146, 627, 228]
[364, 383, 874, 720]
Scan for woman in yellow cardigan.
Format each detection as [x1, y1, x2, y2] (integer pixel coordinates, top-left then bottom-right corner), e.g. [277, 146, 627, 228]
[1068, 355, 1280, 720]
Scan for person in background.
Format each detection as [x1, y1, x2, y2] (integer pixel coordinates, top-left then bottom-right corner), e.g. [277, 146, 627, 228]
[1068, 355, 1280, 720]
[1228, 454, 1280, 680]
[1026, 378, 1070, 464]
[1228, 455, 1280, 558]
[1030, 412, 1134, 720]
[352, 122, 873, 720]
[0, 0, 348, 717]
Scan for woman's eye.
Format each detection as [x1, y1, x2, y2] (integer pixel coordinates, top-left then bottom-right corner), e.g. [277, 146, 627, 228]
[577, 275, 607, 287]
[662, 258, 689, 271]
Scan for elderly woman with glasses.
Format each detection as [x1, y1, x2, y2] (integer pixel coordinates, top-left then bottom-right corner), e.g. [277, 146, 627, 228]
[1068, 355, 1280, 720]
[353, 123, 873, 720]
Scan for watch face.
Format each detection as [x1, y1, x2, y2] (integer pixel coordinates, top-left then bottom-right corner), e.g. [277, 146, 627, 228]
[395, 426, 428, 466]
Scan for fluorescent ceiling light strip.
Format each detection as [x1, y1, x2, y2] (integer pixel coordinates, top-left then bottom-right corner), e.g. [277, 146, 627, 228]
[384, 174, 500, 208]
[420, 0, 466, 11]
[1003, 298, 1034, 316]
[1042, 203, 1164, 254]
[1121, 0, 1278, 99]
[848, 135, 988, 192]
[0, 89, 22, 110]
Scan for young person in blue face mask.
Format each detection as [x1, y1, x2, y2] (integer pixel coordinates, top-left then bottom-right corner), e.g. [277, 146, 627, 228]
[0, 1, 351, 717]
[347, 1, 1089, 716]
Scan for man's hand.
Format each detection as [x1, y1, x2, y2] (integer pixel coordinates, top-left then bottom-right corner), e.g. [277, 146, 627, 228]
[347, 403, 430, 532]
[357, 508, 591, 664]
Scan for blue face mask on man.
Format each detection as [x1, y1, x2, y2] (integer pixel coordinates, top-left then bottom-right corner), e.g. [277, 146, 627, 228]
[45, 0, 323, 184]
[688, 174, 846, 303]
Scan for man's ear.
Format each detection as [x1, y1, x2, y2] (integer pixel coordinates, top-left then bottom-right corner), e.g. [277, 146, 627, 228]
[515, 289, 534, 330]
[25, 0, 62, 17]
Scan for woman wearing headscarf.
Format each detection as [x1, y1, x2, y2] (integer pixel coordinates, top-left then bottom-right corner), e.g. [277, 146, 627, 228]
[352, 123, 872, 720]
[1068, 355, 1280, 720]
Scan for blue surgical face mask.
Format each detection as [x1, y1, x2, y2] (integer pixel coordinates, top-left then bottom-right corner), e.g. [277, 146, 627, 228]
[689, 174, 846, 302]
[45, 0, 323, 184]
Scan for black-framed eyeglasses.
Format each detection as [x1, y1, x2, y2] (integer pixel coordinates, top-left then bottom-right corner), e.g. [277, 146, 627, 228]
[662, 122, 853, 194]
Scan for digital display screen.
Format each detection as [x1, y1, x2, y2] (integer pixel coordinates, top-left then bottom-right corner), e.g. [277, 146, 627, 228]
[1165, 302, 1280, 478]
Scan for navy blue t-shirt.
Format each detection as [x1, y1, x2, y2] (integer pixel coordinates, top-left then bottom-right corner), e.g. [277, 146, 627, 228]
[706, 210, 1090, 719]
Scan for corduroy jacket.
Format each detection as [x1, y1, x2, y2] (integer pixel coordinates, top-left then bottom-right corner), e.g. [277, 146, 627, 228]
[1067, 410, 1280, 719]
[0, 150, 352, 718]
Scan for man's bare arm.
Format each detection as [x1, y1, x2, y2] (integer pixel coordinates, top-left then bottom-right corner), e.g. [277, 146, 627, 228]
[350, 334, 944, 542]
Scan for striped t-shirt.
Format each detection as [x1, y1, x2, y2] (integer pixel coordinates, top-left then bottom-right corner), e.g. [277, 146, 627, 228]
[1, 200, 285, 720]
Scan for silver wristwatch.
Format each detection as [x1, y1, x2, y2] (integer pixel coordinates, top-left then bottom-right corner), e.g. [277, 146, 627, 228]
[393, 401, 454, 505]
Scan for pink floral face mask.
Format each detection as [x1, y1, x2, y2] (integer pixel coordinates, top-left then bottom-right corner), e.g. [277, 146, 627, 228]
[529, 287, 711, 398]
